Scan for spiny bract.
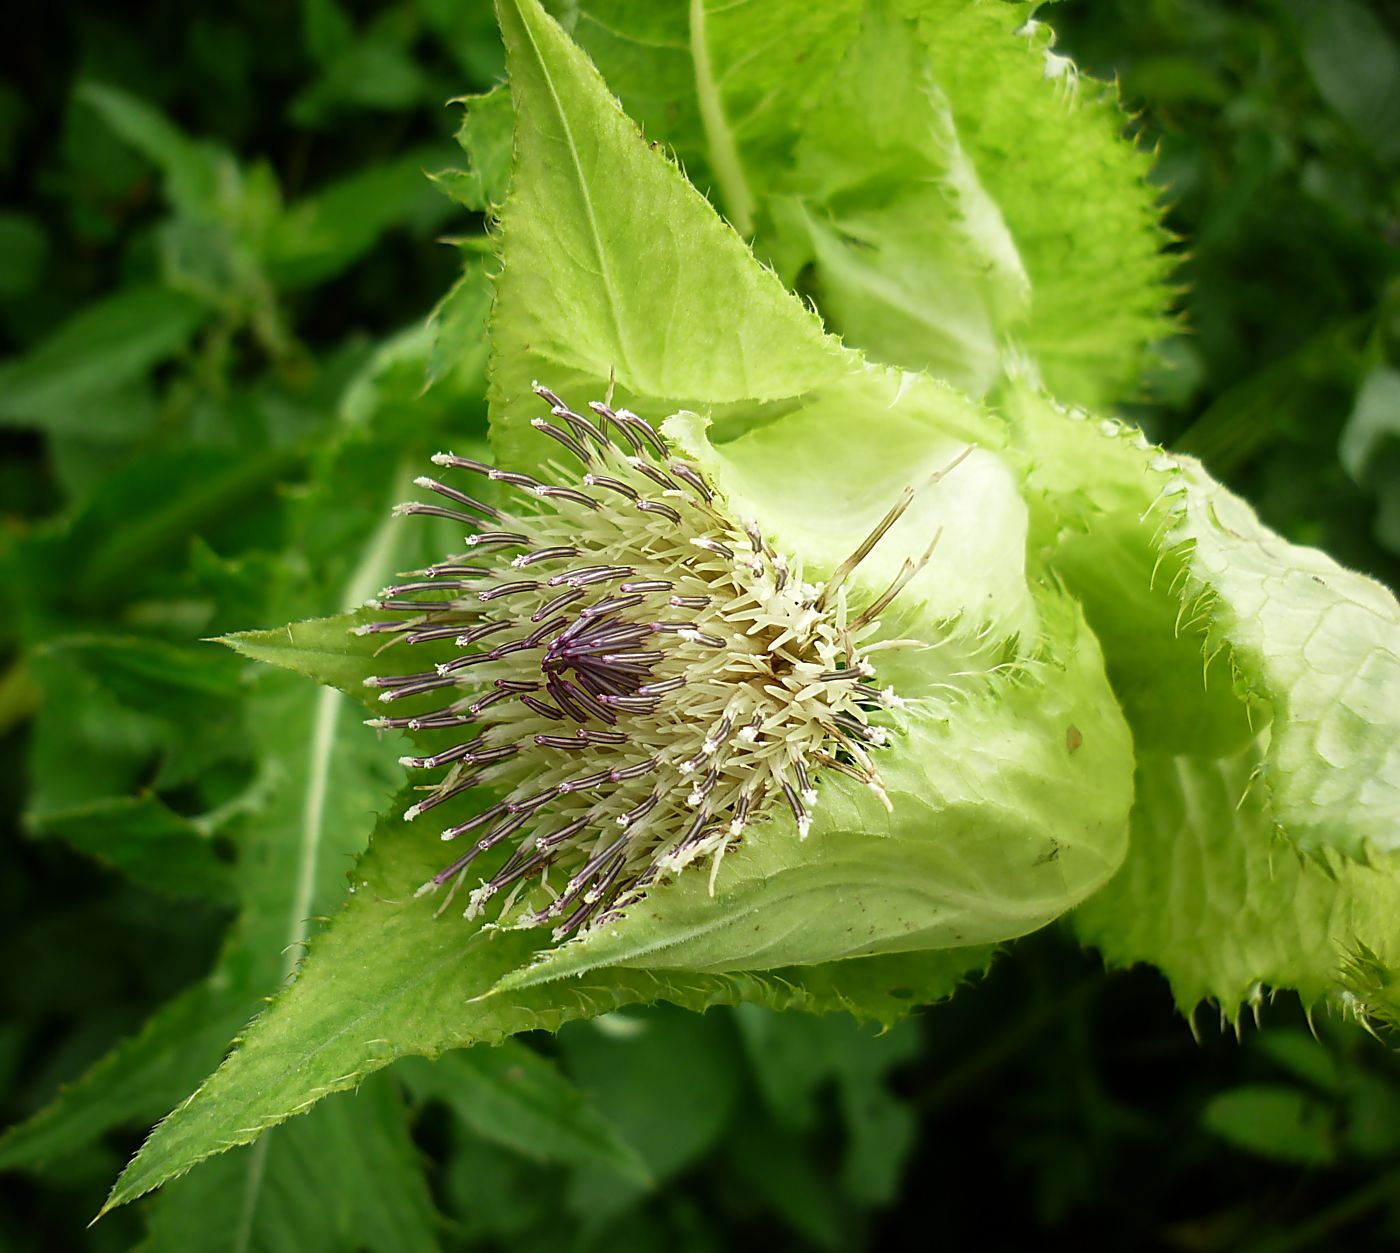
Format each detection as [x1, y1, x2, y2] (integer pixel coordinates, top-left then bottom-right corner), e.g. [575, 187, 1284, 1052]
[362, 385, 938, 940]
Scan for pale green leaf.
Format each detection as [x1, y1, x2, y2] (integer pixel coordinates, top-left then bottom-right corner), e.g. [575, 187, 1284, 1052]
[659, 372, 1023, 645]
[439, 85, 514, 213]
[570, 0, 859, 235]
[1169, 461, 1400, 859]
[1004, 382, 1257, 758]
[567, 0, 1171, 407]
[487, 0, 848, 472]
[425, 261, 493, 393]
[1008, 381, 1400, 860]
[1072, 744, 1400, 1024]
[102, 781, 989, 1212]
[763, 1, 1029, 396]
[911, 1, 1174, 407]
[221, 612, 389, 705]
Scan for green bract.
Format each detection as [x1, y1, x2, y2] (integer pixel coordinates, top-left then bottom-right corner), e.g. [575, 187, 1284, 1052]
[99, 0, 1400, 1215]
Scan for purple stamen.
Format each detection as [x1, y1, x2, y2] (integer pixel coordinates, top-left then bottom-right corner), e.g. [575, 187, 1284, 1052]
[609, 756, 660, 782]
[579, 594, 645, 618]
[520, 695, 567, 721]
[668, 461, 712, 502]
[431, 452, 494, 476]
[691, 538, 734, 560]
[381, 578, 482, 596]
[534, 734, 591, 749]
[507, 785, 561, 815]
[582, 473, 639, 500]
[463, 744, 521, 767]
[373, 597, 466, 613]
[546, 674, 597, 723]
[555, 676, 616, 723]
[547, 564, 618, 587]
[619, 580, 672, 594]
[616, 411, 669, 458]
[514, 546, 580, 567]
[439, 651, 505, 675]
[599, 694, 661, 713]
[408, 773, 485, 820]
[567, 565, 636, 588]
[685, 632, 726, 648]
[468, 688, 515, 715]
[466, 531, 530, 549]
[531, 418, 592, 464]
[425, 564, 494, 578]
[354, 620, 410, 635]
[535, 485, 601, 511]
[532, 588, 585, 621]
[400, 736, 489, 769]
[636, 500, 682, 524]
[555, 858, 626, 936]
[482, 843, 555, 899]
[491, 469, 544, 490]
[537, 816, 593, 849]
[552, 405, 611, 451]
[478, 580, 540, 602]
[448, 621, 515, 647]
[627, 458, 675, 492]
[396, 501, 499, 526]
[441, 801, 510, 841]
[523, 615, 569, 646]
[570, 835, 630, 888]
[782, 781, 806, 823]
[377, 675, 462, 701]
[557, 769, 613, 794]
[415, 476, 500, 516]
[588, 401, 645, 454]
[617, 791, 660, 828]
[366, 670, 441, 689]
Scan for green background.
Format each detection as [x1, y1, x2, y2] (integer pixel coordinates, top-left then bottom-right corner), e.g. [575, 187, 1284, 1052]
[2, 0, 1399, 1248]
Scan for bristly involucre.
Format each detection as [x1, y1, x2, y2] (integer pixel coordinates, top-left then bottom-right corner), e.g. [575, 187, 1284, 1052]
[361, 385, 915, 940]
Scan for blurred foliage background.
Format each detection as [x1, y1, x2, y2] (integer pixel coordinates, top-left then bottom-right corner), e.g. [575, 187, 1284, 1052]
[1, 0, 1399, 1249]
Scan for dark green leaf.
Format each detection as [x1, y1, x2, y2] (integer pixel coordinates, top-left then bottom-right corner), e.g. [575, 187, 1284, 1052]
[0, 286, 207, 430]
[397, 1044, 649, 1182]
[141, 1074, 440, 1253]
[30, 795, 234, 905]
[1201, 1085, 1337, 1166]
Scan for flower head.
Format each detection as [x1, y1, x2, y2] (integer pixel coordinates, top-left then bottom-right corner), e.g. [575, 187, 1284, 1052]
[362, 384, 923, 939]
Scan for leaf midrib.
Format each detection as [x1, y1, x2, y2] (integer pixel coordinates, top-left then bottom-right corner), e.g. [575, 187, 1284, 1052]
[225, 466, 415, 1243]
[689, 0, 756, 236]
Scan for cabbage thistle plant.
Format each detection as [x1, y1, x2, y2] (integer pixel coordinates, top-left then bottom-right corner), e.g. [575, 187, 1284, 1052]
[100, 0, 1400, 1214]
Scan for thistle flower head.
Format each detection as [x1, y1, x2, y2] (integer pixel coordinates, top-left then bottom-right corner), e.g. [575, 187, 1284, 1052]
[363, 385, 923, 940]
